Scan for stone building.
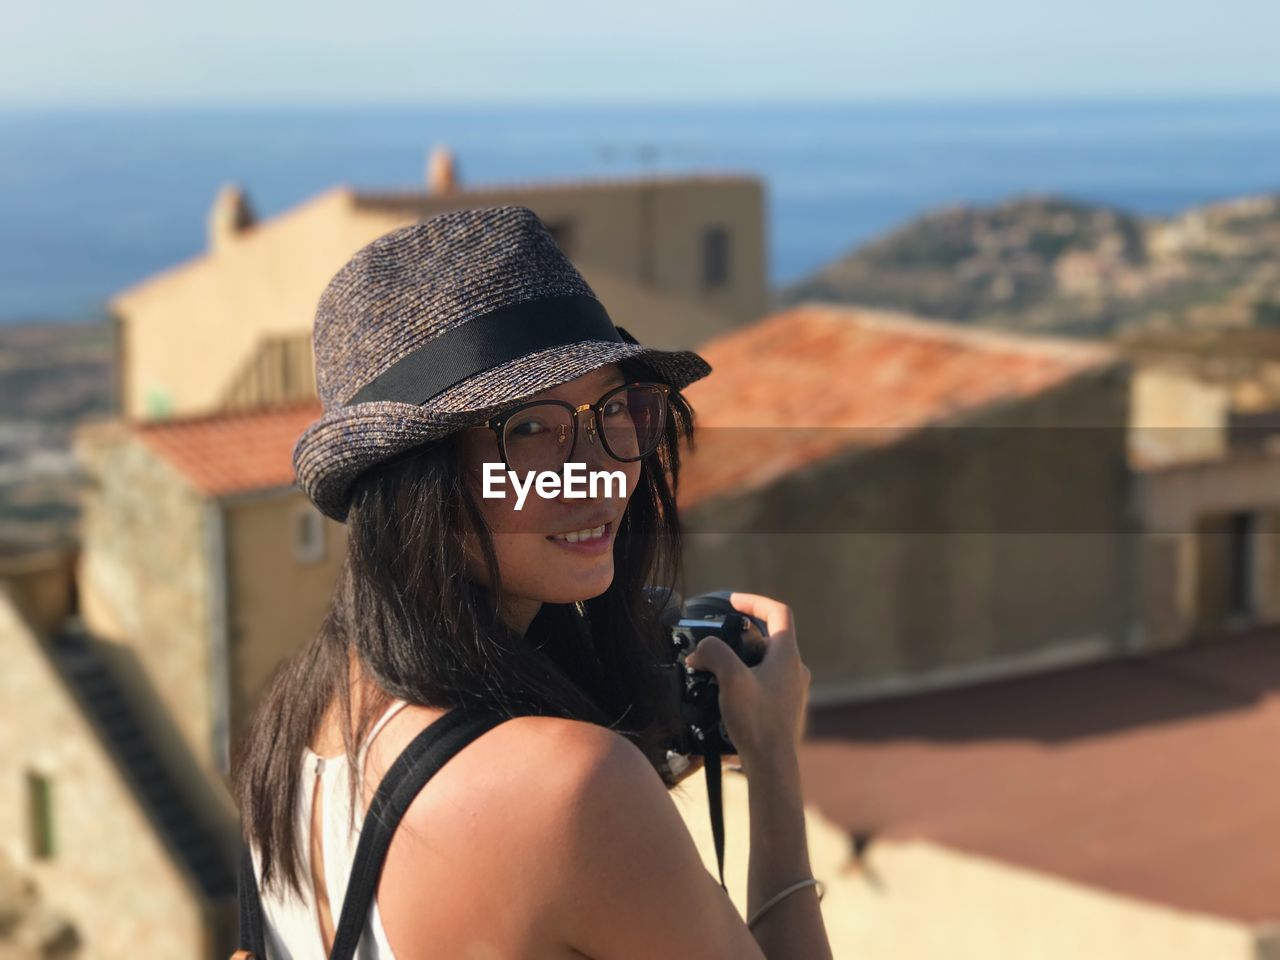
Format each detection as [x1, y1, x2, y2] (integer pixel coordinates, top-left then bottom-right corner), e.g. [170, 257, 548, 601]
[1121, 329, 1280, 652]
[678, 303, 1139, 701]
[108, 150, 768, 423]
[73, 404, 342, 781]
[1135, 443, 1280, 650]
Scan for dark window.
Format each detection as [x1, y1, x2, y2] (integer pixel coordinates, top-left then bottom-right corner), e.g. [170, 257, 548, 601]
[1195, 510, 1260, 629]
[703, 226, 730, 288]
[293, 503, 326, 564]
[1228, 511, 1255, 617]
[27, 772, 54, 859]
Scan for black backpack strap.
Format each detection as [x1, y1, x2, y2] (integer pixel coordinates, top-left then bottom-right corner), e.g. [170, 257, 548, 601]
[328, 705, 509, 960]
[234, 704, 509, 960]
[236, 840, 268, 958]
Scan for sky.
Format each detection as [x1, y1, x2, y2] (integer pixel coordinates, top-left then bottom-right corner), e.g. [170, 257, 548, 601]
[2, 0, 1278, 106]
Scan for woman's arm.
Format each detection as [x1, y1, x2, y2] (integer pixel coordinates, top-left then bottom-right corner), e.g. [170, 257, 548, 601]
[683, 592, 835, 959]
[744, 749, 833, 960]
[551, 720, 834, 960]
[552, 722, 769, 958]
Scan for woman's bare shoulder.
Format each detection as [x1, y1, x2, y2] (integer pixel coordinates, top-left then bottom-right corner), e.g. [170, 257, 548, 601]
[365, 706, 658, 838]
[371, 710, 689, 957]
[398, 709, 654, 816]
[386, 712, 761, 959]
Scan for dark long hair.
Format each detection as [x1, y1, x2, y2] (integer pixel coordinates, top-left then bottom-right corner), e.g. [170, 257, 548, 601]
[232, 358, 699, 902]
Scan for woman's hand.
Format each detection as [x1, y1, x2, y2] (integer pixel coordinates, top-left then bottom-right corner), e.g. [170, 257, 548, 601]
[683, 592, 811, 775]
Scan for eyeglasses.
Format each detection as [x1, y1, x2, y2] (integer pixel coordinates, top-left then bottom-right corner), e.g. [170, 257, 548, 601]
[482, 381, 671, 476]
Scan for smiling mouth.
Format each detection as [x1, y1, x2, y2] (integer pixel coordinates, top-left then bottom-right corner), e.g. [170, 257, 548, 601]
[546, 520, 613, 544]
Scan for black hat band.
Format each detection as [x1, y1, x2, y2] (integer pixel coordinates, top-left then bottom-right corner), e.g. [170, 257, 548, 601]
[346, 293, 637, 407]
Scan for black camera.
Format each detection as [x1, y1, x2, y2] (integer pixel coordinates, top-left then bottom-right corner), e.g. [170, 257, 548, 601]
[646, 588, 769, 758]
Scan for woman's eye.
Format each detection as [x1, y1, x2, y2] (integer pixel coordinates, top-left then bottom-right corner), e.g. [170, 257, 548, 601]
[602, 400, 628, 419]
[509, 418, 550, 438]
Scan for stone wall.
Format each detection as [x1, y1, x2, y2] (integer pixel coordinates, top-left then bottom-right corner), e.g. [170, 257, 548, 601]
[682, 366, 1137, 699]
[73, 425, 218, 779]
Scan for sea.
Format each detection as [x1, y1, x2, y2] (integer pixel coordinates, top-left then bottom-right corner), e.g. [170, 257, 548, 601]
[1, 97, 1278, 325]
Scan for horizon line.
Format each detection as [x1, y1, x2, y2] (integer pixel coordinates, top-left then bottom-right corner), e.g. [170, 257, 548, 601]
[4, 90, 1280, 113]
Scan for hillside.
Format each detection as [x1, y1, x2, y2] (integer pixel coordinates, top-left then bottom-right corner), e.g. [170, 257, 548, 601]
[779, 192, 1280, 337]
[0, 321, 116, 552]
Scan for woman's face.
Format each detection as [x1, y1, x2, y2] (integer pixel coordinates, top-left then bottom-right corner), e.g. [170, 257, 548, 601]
[456, 363, 644, 634]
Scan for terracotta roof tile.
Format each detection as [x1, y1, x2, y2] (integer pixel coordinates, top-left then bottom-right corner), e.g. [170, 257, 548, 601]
[134, 402, 321, 499]
[678, 305, 1119, 508]
[798, 625, 1280, 924]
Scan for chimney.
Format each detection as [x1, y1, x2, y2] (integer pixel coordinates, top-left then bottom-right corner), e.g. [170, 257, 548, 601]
[208, 183, 256, 253]
[426, 146, 459, 195]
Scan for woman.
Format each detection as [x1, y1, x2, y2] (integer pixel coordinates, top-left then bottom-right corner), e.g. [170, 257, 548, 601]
[232, 205, 833, 959]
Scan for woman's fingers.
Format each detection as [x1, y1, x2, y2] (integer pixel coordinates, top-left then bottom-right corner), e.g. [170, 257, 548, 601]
[727, 591, 795, 639]
[728, 592, 800, 664]
[688, 635, 752, 690]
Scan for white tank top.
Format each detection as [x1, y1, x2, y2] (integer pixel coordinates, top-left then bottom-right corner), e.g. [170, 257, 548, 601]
[250, 697, 411, 959]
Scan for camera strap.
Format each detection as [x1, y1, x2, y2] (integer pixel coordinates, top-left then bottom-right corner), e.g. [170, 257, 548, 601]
[705, 749, 728, 890]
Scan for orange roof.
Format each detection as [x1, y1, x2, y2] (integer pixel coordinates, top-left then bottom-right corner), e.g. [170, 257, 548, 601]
[134, 402, 321, 498]
[799, 625, 1280, 924]
[678, 305, 1119, 508]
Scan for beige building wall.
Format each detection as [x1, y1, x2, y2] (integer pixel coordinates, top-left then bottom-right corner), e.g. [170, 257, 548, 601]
[681, 366, 1137, 699]
[671, 769, 1271, 960]
[113, 187, 375, 422]
[351, 176, 767, 340]
[1129, 365, 1230, 467]
[0, 590, 215, 959]
[222, 490, 347, 748]
[112, 176, 767, 422]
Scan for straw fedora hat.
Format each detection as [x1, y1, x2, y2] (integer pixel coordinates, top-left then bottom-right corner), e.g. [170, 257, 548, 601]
[291, 204, 713, 522]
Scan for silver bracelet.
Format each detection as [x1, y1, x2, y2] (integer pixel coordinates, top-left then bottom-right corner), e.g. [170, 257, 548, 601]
[746, 877, 826, 930]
